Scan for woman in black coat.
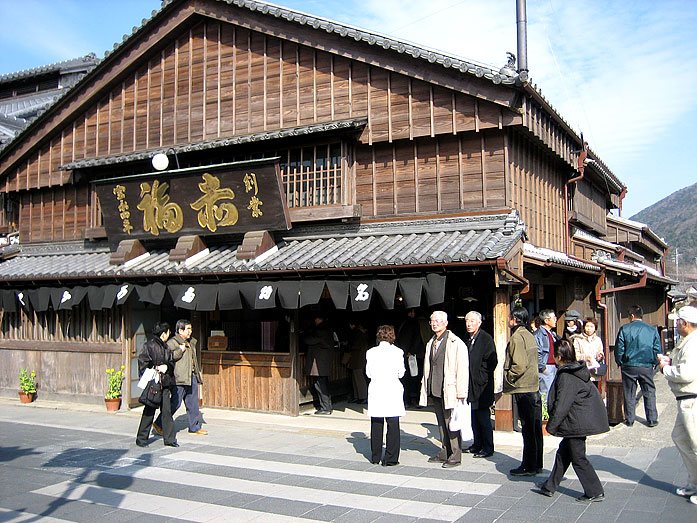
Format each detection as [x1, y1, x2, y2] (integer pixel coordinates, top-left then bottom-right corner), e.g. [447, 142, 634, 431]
[135, 322, 185, 448]
[534, 340, 609, 502]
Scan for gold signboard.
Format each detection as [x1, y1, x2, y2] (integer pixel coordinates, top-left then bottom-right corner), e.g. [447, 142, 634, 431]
[95, 159, 290, 247]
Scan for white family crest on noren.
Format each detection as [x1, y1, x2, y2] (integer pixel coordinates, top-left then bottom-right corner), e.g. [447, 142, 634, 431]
[17, 292, 26, 306]
[117, 284, 129, 300]
[258, 285, 273, 300]
[60, 290, 72, 304]
[182, 287, 196, 303]
[354, 283, 370, 302]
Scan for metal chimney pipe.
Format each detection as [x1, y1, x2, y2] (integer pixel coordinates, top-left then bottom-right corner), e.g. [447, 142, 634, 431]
[516, 0, 528, 74]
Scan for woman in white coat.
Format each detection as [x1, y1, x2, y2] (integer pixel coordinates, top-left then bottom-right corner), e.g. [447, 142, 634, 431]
[366, 324, 406, 466]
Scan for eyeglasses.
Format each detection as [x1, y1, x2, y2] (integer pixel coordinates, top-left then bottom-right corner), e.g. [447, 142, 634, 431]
[429, 319, 445, 324]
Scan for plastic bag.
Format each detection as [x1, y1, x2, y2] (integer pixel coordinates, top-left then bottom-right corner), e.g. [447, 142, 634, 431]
[449, 399, 473, 441]
[408, 354, 418, 377]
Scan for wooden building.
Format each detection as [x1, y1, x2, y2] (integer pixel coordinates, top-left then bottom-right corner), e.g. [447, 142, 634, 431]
[0, 0, 672, 423]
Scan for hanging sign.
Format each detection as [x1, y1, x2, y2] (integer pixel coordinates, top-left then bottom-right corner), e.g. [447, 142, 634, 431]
[94, 158, 290, 248]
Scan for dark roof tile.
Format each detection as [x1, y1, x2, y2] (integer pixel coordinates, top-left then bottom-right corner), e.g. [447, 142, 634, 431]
[0, 211, 525, 283]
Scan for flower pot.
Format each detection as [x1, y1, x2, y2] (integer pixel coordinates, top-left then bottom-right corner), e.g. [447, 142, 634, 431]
[105, 397, 122, 412]
[18, 391, 36, 404]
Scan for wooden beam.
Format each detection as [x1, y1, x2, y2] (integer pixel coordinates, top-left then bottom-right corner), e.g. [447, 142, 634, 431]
[169, 234, 207, 262]
[236, 230, 275, 260]
[110, 238, 146, 265]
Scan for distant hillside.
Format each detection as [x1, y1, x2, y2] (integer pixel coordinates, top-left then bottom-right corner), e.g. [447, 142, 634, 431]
[632, 182, 697, 274]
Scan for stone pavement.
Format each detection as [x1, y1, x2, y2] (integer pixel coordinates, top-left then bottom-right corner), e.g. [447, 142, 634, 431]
[0, 373, 694, 522]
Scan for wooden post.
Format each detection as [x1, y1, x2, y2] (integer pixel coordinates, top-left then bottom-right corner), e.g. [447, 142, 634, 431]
[493, 287, 513, 431]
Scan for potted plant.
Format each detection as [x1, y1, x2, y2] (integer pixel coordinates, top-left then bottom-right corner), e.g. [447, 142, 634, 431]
[541, 393, 550, 435]
[18, 368, 37, 403]
[105, 365, 126, 412]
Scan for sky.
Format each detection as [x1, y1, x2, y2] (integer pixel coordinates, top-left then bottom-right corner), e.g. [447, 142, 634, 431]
[1, 0, 696, 218]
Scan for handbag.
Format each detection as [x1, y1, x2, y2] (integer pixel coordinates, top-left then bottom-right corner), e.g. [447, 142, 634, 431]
[407, 354, 418, 377]
[139, 377, 163, 408]
[591, 363, 607, 377]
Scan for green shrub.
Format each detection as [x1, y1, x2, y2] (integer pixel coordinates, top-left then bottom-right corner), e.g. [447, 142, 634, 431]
[105, 365, 126, 399]
[19, 368, 37, 394]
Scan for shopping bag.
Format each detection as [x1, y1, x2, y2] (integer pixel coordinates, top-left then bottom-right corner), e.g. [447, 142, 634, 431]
[449, 399, 473, 440]
[137, 367, 157, 389]
[407, 354, 418, 377]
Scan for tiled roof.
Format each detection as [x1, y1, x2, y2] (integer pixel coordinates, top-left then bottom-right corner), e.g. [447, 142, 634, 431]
[61, 117, 368, 170]
[524, 242, 675, 284]
[0, 211, 525, 283]
[523, 243, 601, 273]
[0, 54, 99, 84]
[203, 0, 521, 85]
[0, 54, 99, 151]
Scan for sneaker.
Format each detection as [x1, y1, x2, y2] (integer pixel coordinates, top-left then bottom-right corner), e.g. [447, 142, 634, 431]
[152, 423, 163, 436]
[676, 485, 697, 497]
[510, 466, 538, 477]
[533, 483, 554, 497]
[576, 493, 605, 502]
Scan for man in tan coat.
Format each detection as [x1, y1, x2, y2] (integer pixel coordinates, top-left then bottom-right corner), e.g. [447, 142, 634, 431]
[658, 306, 697, 505]
[419, 310, 468, 468]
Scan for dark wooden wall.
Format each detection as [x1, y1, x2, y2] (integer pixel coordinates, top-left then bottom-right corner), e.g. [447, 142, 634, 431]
[506, 130, 565, 251]
[355, 132, 506, 217]
[0, 303, 124, 399]
[573, 179, 608, 235]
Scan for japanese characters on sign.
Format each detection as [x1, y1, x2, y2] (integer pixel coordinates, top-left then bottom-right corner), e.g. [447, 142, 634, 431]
[95, 159, 289, 247]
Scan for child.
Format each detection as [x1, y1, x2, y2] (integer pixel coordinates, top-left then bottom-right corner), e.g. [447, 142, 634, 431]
[534, 339, 609, 502]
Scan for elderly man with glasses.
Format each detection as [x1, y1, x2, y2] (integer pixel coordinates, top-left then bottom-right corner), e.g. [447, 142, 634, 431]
[419, 310, 468, 468]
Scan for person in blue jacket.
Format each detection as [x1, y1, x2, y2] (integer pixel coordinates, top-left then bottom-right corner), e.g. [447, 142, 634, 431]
[614, 305, 662, 427]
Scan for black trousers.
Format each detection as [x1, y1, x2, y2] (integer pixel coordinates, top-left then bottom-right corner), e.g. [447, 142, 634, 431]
[471, 405, 494, 454]
[431, 395, 462, 462]
[371, 416, 400, 464]
[514, 392, 543, 471]
[542, 437, 603, 497]
[621, 365, 658, 424]
[136, 388, 176, 445]
[313, 376, 332, 411]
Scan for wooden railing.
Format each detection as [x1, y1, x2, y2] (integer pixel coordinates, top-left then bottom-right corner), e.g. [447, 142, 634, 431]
[283, 164, 342, 208]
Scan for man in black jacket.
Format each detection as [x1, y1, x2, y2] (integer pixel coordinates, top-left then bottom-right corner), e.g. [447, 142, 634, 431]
[464, 311, 498, 458]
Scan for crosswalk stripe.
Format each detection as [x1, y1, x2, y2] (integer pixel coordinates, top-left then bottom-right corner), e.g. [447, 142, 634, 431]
[0, 507, 76, 523]
[33, 481, 315, 522]
[104, 464, 471, 521]
[167, 450, 500, 495]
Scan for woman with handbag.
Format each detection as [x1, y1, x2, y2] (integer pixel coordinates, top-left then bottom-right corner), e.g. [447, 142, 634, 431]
[534, 340, 609, 502]
[135, 322, 186, 448]
[572, 318, 606, 384]
[366, 325, 405, 466]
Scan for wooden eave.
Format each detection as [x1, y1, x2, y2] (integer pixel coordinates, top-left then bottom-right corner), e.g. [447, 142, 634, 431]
[520, 84, 625, 195]
[0, 0, 524, 180]
[606, 215, 668, 254]
[194, 0, 519, 109]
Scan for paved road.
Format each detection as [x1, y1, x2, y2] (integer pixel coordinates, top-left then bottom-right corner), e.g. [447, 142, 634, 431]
[0, 374, 693, 522]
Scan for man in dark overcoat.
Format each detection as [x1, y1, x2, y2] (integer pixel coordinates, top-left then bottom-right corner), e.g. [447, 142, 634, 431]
[302, 314, 336, 414]
[464, 311, 498, 458]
